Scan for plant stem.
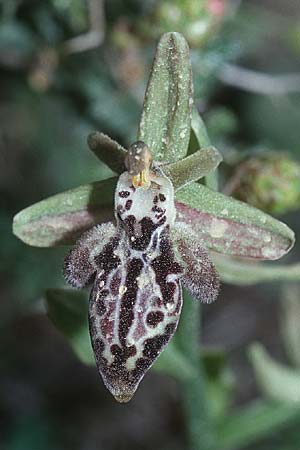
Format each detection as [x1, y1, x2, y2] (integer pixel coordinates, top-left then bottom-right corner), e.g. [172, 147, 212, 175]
[177, 291, 217, 450]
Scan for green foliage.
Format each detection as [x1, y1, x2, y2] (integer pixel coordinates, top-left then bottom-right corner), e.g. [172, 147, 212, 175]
[231, 153, 300, 215]
[249, 343, 300, 403]
[3, 1, 300, 449]
[46, 288, 94, 365]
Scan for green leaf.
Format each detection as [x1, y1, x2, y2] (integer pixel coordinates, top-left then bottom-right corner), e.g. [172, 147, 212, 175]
[46, 288, 94, 365]
[281, 285, 300, 369]
[217, 400, 300, 450]
[248, 343, 300, 403]
[163, 146, 222, 190]
[87, 132, 127, 174]
[191, 107, 218, 190]
[213, 255, 300, 285]
[175, 182, 295, 260]
[191, 106, 211, 148]
[12, 177, 116, 247]
[138, 32, 193, 163]
[153, 340, 196, 380]
[202, 349, 235, 420]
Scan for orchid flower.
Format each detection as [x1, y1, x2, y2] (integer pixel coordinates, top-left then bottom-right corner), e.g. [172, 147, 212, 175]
[13, 33, 296, 404]
[63, 141, 220, 402]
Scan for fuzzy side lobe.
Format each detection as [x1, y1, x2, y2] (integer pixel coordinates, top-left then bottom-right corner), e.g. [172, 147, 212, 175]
[172, 223, 220, 303]
[89, 170, 182, 402]
[64, 222, 116, 288]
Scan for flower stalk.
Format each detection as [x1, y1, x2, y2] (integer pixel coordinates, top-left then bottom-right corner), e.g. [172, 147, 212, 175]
[178, 293, 217, 450]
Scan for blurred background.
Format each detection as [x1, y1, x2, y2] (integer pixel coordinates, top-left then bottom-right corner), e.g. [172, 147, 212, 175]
[1, 0, 300, 449]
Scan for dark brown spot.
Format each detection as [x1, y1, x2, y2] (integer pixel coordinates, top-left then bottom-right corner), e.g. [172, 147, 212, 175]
[151, 235, 182, 305]
[146, 311, 164, 327]
[125, 199, 133, 210]
[143, 323, 176, 359]
[159, 194, 166, 202]
[124, 216, 159, 251]
[94, 236, 120, 272]
[93, 337, 105, 355]
[119, 258, 143, 344]
[110, 273, 121, 296]
[119, 191, 130, 198]
[152, 206, 164, 213]
[153, 195, 159, 204]
[96, 290, 108, 316]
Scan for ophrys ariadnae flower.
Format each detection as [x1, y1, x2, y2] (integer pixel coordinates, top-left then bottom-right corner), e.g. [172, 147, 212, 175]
[64, 142, 219, 402]
[12, 32, 296, 405]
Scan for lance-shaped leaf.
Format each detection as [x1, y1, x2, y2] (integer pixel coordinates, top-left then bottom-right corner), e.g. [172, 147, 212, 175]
[163, 146, 222, 190]
[138, 32, 193, 163]
[217, 400, 300, 450]
[191, 106, 218, 190]
[191, 106, 211, 148]
[46, 288, 94, 365]
[87, 132, 127, 174]
[281, 285, 300, 369]
[212, 255, 300, 285]
[249, 343, 300, 403]
[175, 182, 295, 260]
[13, 177, 116, 247]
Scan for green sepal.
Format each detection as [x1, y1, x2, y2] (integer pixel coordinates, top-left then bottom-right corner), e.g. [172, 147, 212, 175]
[175, 182, 295, 260]
[12, 177, 116, 247]
[46, 288, 94, 366]
[138, 32, 193, 163]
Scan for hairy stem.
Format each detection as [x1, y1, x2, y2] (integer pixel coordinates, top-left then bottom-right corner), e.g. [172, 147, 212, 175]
[177, 292, 216, 450]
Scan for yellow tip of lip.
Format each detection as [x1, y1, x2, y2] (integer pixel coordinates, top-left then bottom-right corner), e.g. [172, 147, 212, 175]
[114, 392, 134, 403]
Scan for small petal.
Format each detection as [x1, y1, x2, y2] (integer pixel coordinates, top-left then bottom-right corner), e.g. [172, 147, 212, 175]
[172, 225, 220, 303]
[87, 132, 127, 174]
[163, 146, 223, 190]
[64, 222, 116, 288]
